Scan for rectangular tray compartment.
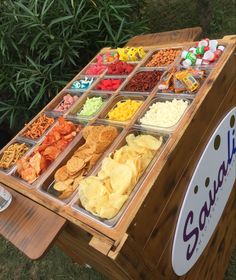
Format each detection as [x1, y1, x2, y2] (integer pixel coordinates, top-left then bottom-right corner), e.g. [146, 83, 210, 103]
[142, 47, 182, 68]
[105, 62, 138, 77]
[0, 139, 35, 175]
[81, 63, 108, 76]
[18, 112, 56, 143]
[120, 68, 164, 95]
[70, 127, 169, 227]
[91, 76, 125, 93]
[38, 122, 124, 203]
[156, 66, 211, 95]
[66, 92, 112, 121]
[98, 94, 148, 126]
[45, 91, 83, 116]
[11, 119, 85, 189]
[67, 75, 97, 93]
[135, 95, 192, 132]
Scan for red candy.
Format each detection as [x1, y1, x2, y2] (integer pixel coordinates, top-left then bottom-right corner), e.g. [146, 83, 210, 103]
[85, 63, 107, 75]
[107, 61, 134, 75]
[125, 71, 163, 92]
[95, 79, 123, 91]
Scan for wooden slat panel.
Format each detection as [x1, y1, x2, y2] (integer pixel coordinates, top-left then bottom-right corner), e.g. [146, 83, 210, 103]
[147, 78, 236, 280]
[126, 27, 202, 46]
[126, 42, 236, 260]
[56, 223, 131, 280]
[0, 185, 66, 260]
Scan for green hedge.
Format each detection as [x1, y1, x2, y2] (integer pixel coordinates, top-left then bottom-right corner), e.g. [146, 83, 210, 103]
[0, 0, 147, 131]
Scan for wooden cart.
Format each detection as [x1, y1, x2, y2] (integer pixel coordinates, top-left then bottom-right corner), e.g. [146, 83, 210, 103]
[0, 29, 235, 280]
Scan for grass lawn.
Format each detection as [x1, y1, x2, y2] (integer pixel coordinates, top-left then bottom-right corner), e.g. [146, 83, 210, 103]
[0, 236, 107, 280]
[0, 236, 235, 280]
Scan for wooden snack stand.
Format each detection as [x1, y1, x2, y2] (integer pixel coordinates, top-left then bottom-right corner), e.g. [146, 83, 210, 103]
[0, 29, 235, 280]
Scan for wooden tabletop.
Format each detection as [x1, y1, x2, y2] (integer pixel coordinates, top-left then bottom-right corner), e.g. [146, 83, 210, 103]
[0, 184, 66, 260]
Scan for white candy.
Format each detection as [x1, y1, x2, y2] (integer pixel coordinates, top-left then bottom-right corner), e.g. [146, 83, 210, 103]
[140, 99, 188, 128]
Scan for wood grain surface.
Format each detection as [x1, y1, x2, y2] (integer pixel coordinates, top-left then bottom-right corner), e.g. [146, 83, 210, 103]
[0, 36, 234, 242]
[126, 27, 202, 47]
[0, 185, 66, 260]
[0, 31, 235, 280]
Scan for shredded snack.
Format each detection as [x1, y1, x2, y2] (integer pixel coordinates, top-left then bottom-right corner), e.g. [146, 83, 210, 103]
[140, 99, 189, 128]
[22, 114, 54, 140]
[79, 134, 163, 219]
[53, 125, 118, 199]
[78, 97, 104, 117]
[0, 143, 29, 169]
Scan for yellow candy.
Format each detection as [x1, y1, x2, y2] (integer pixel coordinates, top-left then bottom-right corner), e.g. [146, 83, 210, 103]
[107, 100, 143, 121]
[117, 47, 146, 62]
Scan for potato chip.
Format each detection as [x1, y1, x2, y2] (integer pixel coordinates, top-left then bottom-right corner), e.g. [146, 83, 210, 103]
[103, 178, 112, 192]
[64, 178, 74, 186]
[66, 157, 85, 174]
[100, 157, 116, 177]
[73, 175, 84, 189]
[97, 169, 108, 180]
[79, 177, 109, 212]
[109, 193, 128, 212]
[54, 181, 68, 192]
[87, 153, 101, 171]
[110, 162, 133, 194]
[74, 149, 93, 162]
[135, 135, 163, 150]
[53, 125, 118, 200]
[29, 152, 41, 175]
[54, 166, 69, 182]
[98, 126, 118, 142]
[78, 133, 163, 219]
[58, 185, 74, 200]
[125, 158, 140, 185]
[82, 126, 93, 139]
[126, 133, 136, 145]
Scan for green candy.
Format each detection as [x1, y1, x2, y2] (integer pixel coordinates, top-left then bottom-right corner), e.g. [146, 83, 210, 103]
[78, 96, 104, 117]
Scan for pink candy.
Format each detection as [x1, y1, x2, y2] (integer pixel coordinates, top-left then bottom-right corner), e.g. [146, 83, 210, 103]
[85, 63, 107, 75]
[54, 94, 79, 112]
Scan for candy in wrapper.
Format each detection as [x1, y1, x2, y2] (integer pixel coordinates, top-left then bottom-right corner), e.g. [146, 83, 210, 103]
[137, 47, 146, 59]
[174, 77, 187, 93]
[71, 77, 94, 90]
[158, 71, 173, 90]
[188, 68, 206, 80]
[175, 70, 200, 92]
[117, 48, 129, 62]
[117, 47, 146, 62]
[97, 51, 118, 63]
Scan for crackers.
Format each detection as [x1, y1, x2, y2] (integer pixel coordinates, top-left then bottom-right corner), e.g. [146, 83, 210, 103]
[53, 125, 119, 199]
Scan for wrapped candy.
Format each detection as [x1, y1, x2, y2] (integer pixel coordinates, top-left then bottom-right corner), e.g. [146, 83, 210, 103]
[117, 47, 146, 62]
[71, 77, 94, 90]
[96, 51, 118, 63]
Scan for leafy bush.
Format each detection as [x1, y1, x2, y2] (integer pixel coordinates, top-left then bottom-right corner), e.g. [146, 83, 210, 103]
[0, 0, 147, 131]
